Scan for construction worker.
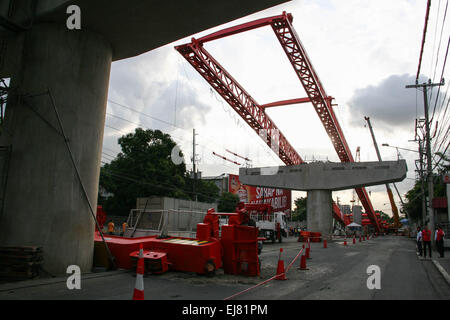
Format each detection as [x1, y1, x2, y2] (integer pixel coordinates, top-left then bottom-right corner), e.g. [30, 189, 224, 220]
[422, 225, 432, 259]
[435, 225, 445, 258]
[107, 220, 115, 235]
[416, 226, 422, 257]
[122, 222, 128, 236]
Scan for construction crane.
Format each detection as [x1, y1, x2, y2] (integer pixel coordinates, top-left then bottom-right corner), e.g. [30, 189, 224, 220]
[226, 149, 252, 167]
[212, 151, 241, 166]
[364, 116, 401, 229]
[350, 147, 361, 206]
[176, 12, 380, 231]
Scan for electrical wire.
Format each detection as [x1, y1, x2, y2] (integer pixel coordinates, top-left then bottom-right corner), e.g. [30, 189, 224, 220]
[416, 0, 432, 82]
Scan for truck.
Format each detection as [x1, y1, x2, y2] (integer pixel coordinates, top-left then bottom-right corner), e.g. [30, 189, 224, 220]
[244, 203, 288, 243]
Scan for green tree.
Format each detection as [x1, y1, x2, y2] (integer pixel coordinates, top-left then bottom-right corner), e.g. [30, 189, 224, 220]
[291, 197, 307, 221]
[376, 210, 392, 224]
[99, 128, 189, 216]
[217, 192, 240, 212]
[401, 151, 449, 224]
[184, 178, 220, 203]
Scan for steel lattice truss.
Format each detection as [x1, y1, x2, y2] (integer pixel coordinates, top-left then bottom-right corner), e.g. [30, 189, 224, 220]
[176, 12, 380, 231]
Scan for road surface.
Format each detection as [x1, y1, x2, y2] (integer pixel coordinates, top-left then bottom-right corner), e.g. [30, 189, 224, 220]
[0, 235, 448, 300]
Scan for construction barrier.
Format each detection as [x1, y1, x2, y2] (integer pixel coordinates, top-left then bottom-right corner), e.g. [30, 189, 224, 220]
[298, 231, 322, 243]
[224, 244, 305, 300]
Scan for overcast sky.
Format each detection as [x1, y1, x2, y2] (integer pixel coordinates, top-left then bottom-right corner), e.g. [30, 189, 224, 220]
[103, 0, 450, 217]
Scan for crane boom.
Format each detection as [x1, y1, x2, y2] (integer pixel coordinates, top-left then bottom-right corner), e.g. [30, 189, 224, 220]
[176, 12, 379, 231]
[364, 116, 401, 228]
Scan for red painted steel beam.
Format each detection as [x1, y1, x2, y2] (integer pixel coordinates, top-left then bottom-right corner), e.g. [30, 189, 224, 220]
[196, 13, 292, 44]
[176, 40, 304, 165]
[212, 152, 241, 166]
[269, 13, 380, 232]
[260, 97, 311, 109]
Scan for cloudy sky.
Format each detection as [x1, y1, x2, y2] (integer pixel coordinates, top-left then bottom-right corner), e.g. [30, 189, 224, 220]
[102, 0, 450, 217]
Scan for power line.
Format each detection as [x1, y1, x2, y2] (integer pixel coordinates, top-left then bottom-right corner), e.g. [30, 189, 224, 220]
[100, 161, 238, 205]
[430, 1, 449, 123]
[416, 0, 432, 82]
[104, 115, 241, 173]
[429, 0, 442, 83]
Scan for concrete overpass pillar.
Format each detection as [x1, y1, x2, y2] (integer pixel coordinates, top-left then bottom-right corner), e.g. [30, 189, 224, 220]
[0, 23, 112, 275]
[306, 190, 333, 239]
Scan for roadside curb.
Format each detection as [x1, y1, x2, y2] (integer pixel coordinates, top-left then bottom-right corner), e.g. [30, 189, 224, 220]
[0, 269, 129, 292]
[431, 259, 450, 285]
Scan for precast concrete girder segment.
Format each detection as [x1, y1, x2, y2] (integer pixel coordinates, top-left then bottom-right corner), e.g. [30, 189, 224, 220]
[239, 160, 407, 191]
[239, 160, 407, 238]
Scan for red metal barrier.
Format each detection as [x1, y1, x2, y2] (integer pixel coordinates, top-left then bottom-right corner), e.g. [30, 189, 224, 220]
[94, 233, 222, 275]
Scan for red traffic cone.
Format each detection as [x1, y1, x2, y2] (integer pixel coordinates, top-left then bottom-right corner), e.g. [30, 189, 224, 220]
[276, 248, 287, 280]
[344, 239, 347, 246]
[132, 243, 145, 300]
[323, 239, 327, 248]
[299, 254, 307, 270]
[359, 236, 362, 242]
[353, 237, 356, 244]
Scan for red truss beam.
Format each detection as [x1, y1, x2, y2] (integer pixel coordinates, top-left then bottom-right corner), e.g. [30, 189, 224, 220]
[176, 35, 303, 166]
[175, 12, 380, 232]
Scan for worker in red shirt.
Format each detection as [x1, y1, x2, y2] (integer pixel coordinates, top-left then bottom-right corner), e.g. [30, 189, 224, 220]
[422, 225, 432, 259]
[435, 225, 445, 258]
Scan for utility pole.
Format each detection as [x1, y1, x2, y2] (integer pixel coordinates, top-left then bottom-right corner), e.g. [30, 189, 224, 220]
[406, 79, 444, 235]
[418, 141, 427, 227]
[192, 128, 198, 202]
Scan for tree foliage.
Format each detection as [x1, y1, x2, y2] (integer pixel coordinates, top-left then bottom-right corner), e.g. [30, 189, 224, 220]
[217, 192, 240, 212]
[291, 197, 307, 221]
[401, 151, 449, 224]
[99, 128, 219, 216]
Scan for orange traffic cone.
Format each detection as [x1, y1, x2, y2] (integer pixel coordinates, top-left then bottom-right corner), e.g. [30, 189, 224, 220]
[299, 254, 307, 270]
[305, 247, 311, 259]
[276, 248, 287, 280]
[132, 243, 145, 300]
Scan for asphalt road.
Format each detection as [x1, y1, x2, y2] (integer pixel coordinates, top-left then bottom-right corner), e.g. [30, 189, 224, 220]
[0, 235, 448, 300]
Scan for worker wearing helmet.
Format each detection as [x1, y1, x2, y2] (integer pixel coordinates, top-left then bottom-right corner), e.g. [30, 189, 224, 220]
[107, 220, 115, 235]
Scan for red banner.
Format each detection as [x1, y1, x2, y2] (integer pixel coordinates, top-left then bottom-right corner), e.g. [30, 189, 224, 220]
[228, 174, 291, 216]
